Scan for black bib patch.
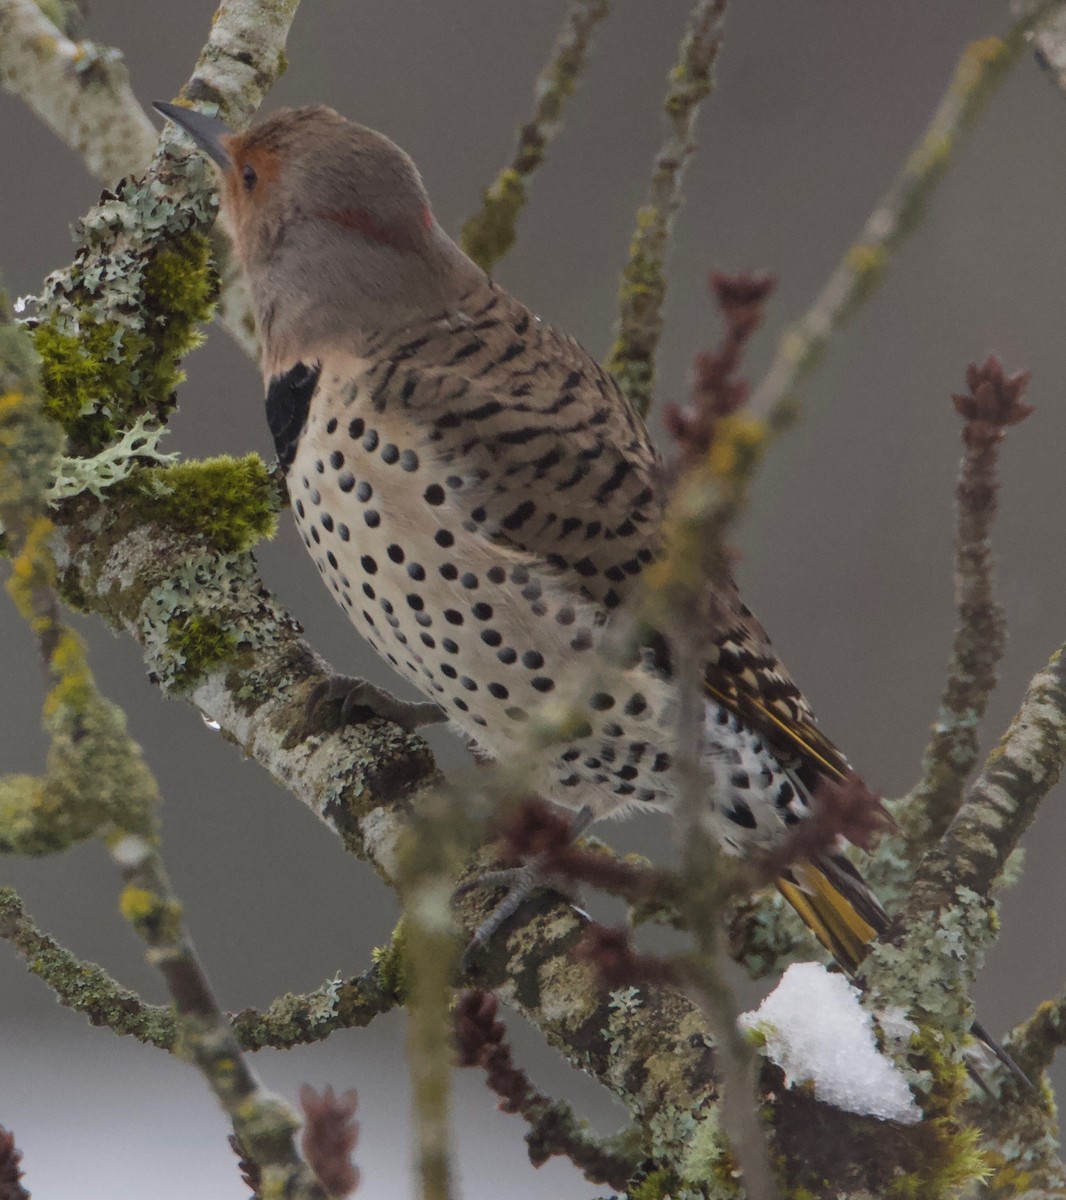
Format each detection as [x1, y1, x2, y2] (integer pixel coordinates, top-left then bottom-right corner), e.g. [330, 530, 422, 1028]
[266, 361, 320, 470]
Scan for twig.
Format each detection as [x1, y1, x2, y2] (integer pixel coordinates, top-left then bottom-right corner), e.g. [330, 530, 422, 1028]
[0, 886, 177, 1046]
[0, 882, 401, 1051]
[398, 794, 473, 1200]
[747, 0, 1065, 430]
[455, 990, 641, 1189]
[663, 271, 776, 475]
[0, 0, 157, 182]
[908, 644, 1066, 912]
[672, 647, 781, 1200]
[893, 358, 1032, 858]
[113, 835, 330, 1198]
[460, 0, 611, 272]
[605, 0, 727, 417]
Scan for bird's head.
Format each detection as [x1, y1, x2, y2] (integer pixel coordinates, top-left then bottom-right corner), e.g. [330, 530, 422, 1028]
[154, 102, 480, 374]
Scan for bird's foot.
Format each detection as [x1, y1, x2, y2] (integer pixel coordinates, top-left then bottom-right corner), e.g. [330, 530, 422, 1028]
[306, 674, 446, 732]
[455, 859, 581, 970]
[455, 805, 595, 969]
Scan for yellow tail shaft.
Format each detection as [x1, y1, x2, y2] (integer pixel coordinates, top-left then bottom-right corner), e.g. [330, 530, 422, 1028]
[776, 864, 878, 975]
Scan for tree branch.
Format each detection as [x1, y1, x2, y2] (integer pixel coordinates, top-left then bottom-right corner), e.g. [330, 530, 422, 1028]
[863, 643, 1066, 1071]
[460, 0, 612, 272]
[874, 359, 1033, 897]
[0, 0, 157, 183]
[0, 882, 403, 1052]
[605, 0, 727, 417]
[747, 0, 1065, 431]
[1022, 0, 1066, 91]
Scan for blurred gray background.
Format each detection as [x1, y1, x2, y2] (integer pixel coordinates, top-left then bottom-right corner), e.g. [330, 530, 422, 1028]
[3, 1, 1066, 1196]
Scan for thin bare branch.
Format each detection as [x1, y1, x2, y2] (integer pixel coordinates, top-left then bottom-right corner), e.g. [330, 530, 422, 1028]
[748, 0, 1065, 430]
[460, 0, 611, 272]
[605, 0, 727, 417]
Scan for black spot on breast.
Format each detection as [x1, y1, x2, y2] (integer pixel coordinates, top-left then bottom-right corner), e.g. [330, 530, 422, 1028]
[728, 798, 758, 829]
[265, 361, 320, 469]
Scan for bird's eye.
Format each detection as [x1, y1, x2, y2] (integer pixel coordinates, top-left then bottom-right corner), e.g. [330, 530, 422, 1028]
[242, 163, 258, 191]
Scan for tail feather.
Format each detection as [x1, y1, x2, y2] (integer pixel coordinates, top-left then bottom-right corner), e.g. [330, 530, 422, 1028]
[775, 856, 1032, 1091]
[776, 861, 878, 975]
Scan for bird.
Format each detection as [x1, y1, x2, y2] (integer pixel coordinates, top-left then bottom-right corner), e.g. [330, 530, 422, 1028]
[152, 101, 1019, 1079]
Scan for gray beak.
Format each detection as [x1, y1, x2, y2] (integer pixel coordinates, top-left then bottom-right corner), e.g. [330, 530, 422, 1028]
[153, 101, 233, 170]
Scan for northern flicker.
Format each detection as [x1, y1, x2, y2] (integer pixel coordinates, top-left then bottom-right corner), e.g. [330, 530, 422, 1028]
[151, 103, 1000, 1045]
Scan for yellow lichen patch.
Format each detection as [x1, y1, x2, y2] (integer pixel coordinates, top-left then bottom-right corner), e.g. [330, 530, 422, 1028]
[43, 628, 94, 718]
[119, 884, 182, 941]
[118, 885, 157, 924]
[707, 415, 768, 484]
[906, 133, 952, 181]
[460, 168, 527, 272]
[5, 515, 57, 618]
[846, 241, 888, 284]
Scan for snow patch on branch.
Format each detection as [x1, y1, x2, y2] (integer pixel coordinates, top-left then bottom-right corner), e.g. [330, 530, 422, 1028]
[740, 961, 921, 1124]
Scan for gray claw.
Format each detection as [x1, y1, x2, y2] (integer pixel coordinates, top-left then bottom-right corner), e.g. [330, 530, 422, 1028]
[306, 674, 446, 732]
[455, 806, 595, 969]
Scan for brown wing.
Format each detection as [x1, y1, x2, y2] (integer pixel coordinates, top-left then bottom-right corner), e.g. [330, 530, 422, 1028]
[704, 575, 849, 782]
[358, 281, 663, 611]
[360, 281, 845, 780]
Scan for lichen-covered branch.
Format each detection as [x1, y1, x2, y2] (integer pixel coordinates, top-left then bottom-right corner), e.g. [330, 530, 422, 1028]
[454, 989, 642, 1188]
[0, 0, 157, 183]
[0, 882, 403, 1052]
[113, 834, 331, 1200]
[0, 884, 175, 1045]
[2, 308, 332, 1200]
[1022, 0, 1066, 91]
[885, 360, 1033, 879]
[1007, 989, 1066, 1082]
[747, 0, 1065, 429]
[862, 643, 1066, 1094]
[605, 0, 727, 417]
[397, 795, 475, 1200]
[460, 0, 611, 272]
[907, 644, 1066, 917]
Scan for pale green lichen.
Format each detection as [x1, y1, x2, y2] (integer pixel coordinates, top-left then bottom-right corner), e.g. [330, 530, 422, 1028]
[47, 411, 178, 500]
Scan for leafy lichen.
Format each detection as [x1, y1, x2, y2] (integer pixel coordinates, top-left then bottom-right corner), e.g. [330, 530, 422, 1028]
[140, 550, 275, 691]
